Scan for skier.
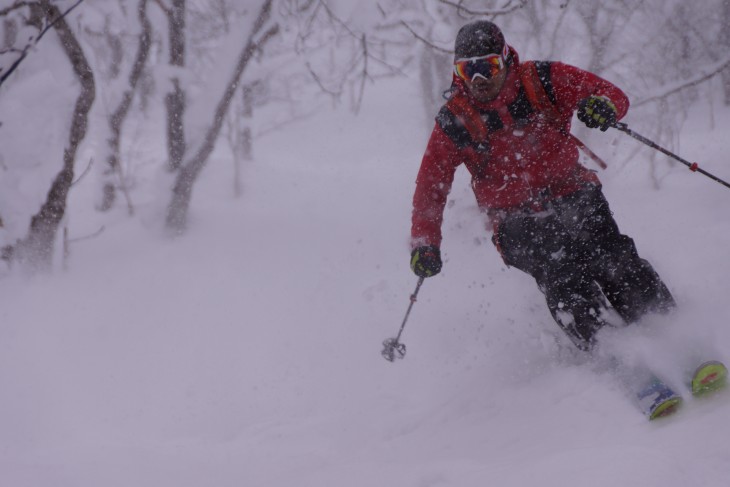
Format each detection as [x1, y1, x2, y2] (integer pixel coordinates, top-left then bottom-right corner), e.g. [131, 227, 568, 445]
[409, 20, 676, 352]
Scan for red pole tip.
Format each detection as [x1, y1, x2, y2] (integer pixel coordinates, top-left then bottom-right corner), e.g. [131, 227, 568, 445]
[690, 162, 699, 172]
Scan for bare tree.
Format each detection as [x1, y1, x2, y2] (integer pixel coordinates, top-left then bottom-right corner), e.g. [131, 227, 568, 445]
[155, 0, 187, 171]
[380, 0, 531, 122]
[224, 80, 260, 198]
[99, 0, 152, 214]
[1, 8, 19, 49]
[571, 1, 643, 76]
[722, 0, 730, 105]
[165, 0, 279, 233]
[4, 0, 95, 270]
[0, 0, 84, 89]
[389, 1, 455, 124]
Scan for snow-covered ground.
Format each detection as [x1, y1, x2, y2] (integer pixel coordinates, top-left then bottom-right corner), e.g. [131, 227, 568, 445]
[2, 44, 730, 487]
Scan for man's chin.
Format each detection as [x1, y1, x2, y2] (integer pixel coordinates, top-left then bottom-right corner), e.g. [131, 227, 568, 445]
[471, 90, 497, 102]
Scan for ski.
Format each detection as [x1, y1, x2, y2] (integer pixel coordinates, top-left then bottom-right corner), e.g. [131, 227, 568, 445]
[690, 360, 728, 398]
[635, 376, 683, 420]
[600, 356, 727, 420]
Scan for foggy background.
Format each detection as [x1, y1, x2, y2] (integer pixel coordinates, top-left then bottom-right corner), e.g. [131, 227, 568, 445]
[1, 1, 729, 486]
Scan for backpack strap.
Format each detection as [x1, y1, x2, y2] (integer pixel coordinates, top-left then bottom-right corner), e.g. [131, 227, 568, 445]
[445, 92, 489, 145]
[520, 61, 562, 126]
[444, 62, 561, 147]
[442, 62, 608, 170]
[520, 61, 608, 170]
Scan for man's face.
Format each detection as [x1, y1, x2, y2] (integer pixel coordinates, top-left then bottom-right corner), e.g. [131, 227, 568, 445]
[465, 67, 507, 103]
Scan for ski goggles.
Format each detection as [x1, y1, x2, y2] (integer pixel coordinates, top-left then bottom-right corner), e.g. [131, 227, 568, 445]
[454, 52, 506, 82]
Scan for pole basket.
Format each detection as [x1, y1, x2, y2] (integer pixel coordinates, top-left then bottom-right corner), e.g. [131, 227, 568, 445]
[381, 338, 407, 362]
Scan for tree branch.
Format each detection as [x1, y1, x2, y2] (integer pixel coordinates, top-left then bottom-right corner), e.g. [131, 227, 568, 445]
[71, 157, 93, 186]
[152, 0, 172, 17]
[166, 0, 279, 232]
[10, 0, 95, 269]
[306, 61, 340, 97]
[354, 33, 368, 114]
[101, 0, 151, 214]
[635, 57, 730, 107]
[0, 0, 85, 89]
[0, 2, 33, 17]
[437, 0, 527, 17]
[399, 20, 452, 54]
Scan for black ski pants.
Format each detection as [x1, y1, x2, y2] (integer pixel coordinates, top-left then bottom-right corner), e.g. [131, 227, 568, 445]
[494, 185, 675, 350]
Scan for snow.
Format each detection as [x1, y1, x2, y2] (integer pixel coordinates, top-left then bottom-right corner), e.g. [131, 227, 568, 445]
[2, 23, 730, 487]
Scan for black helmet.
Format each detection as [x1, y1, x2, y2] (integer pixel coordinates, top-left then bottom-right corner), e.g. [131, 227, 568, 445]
[454, 21, 505, 60]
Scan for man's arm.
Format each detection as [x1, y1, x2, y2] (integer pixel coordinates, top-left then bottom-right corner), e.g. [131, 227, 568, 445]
[548, 61, 630, 120]
[411, 125, 461, 249]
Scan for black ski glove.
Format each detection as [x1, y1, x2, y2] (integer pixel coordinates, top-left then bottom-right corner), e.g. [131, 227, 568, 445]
[410, 245, 442, 278]
[577, 96, 617, 131]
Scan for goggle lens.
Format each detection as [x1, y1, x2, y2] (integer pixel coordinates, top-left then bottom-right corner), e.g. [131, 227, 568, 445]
[454, 54, 505, 81]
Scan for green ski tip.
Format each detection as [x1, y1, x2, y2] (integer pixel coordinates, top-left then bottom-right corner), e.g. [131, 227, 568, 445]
[649, 396, 683, 420]
[691, 361, 728, 397]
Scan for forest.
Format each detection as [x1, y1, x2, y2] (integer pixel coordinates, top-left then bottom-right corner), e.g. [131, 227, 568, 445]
[2, 2, 730, 486]
[0, 0, 728, 271]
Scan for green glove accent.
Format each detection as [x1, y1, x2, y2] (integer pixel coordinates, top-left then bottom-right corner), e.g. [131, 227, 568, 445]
[577, 96, 617, 131]
[410, 246, 442, 278]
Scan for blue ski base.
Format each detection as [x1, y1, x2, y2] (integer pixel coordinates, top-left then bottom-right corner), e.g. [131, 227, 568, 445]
[636, 377, 683, 420]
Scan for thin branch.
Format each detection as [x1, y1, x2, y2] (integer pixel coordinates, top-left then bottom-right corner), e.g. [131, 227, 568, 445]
[0, 46, 25, 56]
[71, 157, 93, 186]
[364, 43, 410, 77]
[0, 0, 85, 89]
[152, 0, 172, 16]
[68, 225, 105, 244]
[36, 0, 84, 43]
[306, 61, 340, 96]
[0, 2, 33, 17]
[256, 109, 318, 138]
[318, 0, 359, 38]
[437, 0, 527, 17]
[399, 20, 452, 54]
[548, 0, 572, 59]
[635, 57, 730, 107]
[251, 0, 274, 36]
[354, 33, 368, 114]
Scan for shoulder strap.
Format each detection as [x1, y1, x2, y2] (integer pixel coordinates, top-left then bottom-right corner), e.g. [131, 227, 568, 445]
[446, 62, 559, 145]
[520, 61, 608, 170]
[445, 92, 488, 144]
[444, 65, 607, 169]
[519, 61, 562, 125]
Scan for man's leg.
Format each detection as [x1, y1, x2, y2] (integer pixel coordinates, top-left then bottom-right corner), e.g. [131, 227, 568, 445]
[495, 212, 611, 350]
[551, 186, 675, 324]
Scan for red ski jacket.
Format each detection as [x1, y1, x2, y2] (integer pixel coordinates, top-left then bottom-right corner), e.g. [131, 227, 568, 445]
[411, 49, 629, 249]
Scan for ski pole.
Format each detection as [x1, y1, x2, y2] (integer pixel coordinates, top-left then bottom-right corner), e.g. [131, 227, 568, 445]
[381, 276, 425, 362]
[613, 122, 730, 190]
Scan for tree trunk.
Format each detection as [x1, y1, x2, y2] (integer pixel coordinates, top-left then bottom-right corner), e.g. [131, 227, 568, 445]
[100, 0, 151, 214]
[9, 0, 95, 270]
[2, 17, 17, 49]
[241, 82, 254, 163]
[233, 82, 255, 198]
[720, 0, 730, 106]
[165, 0, 186, 171]
[165, 0, 279, 233]
[418, 42, 450, 128]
